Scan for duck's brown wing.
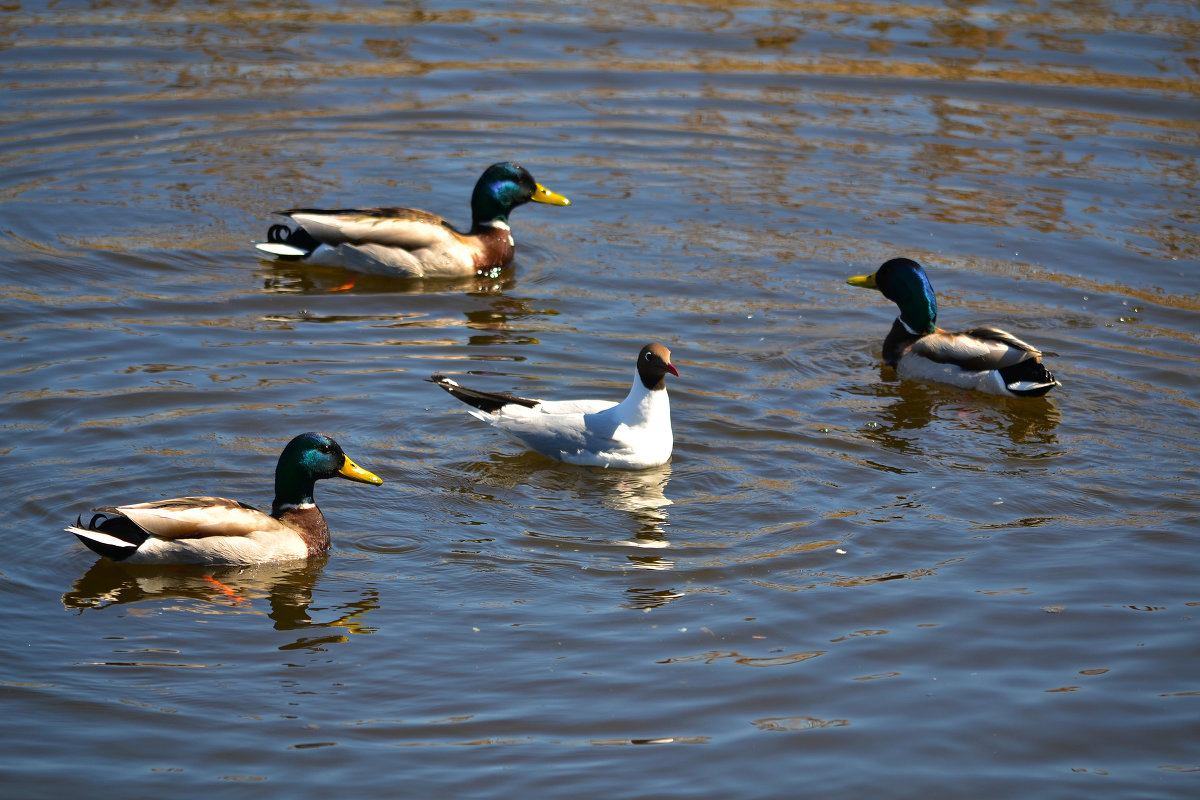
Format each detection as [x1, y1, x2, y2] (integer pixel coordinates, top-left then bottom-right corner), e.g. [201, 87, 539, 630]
[281, 207, 462, 250]
[911, 327, 1044, 372]
[103, 496, 289, 539]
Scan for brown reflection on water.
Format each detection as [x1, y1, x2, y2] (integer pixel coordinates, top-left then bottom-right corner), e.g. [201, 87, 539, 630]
[7, 0, 1195, 286]
[11, 1, 1197, 94]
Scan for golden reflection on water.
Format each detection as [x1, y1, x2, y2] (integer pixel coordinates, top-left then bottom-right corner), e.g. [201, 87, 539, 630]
[6, 0, 1195, 286]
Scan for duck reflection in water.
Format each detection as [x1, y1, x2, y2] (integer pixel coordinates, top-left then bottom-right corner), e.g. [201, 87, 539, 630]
[62, 558, 380, 651]
[259, 260, 518, 296]
[621, 586, 685, 611]
[462, 294, 561, 348]
[849, 376, 1061, 457]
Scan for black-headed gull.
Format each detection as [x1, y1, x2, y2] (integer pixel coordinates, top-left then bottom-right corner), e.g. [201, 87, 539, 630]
[430, 343, 679, 469]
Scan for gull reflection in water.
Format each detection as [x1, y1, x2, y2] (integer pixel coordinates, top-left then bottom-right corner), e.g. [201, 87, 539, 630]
[451, 453, 678, 575]
[600, 463, 676, 570]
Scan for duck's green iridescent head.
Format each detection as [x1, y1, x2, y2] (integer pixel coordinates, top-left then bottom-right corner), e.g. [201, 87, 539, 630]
[847, 257, 938, 334]
[470, 161, 570, 226]
[273, 432, 382, 511]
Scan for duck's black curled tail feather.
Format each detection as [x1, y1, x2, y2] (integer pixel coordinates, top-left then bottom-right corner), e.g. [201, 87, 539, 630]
[427, 374, 539, 413]
[69, 513, 148, 562]
[999, 359, 1060, 398]
[266, 223, 320, 255]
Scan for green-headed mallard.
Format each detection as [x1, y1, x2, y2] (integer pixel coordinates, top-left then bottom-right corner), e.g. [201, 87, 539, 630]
[847, 258, 1060, 397]
[65, 433, 383, 565]
[429, 343, 679, 469]
[254, 161, 570, 278]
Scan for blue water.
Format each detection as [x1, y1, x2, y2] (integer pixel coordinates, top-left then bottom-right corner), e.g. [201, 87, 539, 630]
[1, 1, 1198, 797]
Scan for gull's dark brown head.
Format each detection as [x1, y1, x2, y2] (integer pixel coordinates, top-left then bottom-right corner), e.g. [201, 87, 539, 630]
[637, 343, 679, 391]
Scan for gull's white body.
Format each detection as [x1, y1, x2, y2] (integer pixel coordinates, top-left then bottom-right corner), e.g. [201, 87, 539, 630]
[432, 344, 679, 470]
[460, 373, 673, 469]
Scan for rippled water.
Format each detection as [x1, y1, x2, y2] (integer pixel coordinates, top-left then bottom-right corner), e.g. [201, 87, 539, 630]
[2, 1, 1198, 797]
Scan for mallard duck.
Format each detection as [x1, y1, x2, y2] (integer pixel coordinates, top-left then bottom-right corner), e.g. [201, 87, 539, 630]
[429, 343, 679, 469]
[254, 161, 570, 278]
[847, 258, 1060, 397]
[65, 433, 383, 564]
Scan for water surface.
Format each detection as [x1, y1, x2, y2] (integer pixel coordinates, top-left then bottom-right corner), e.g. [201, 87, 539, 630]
[2, 1, 1198, 797]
